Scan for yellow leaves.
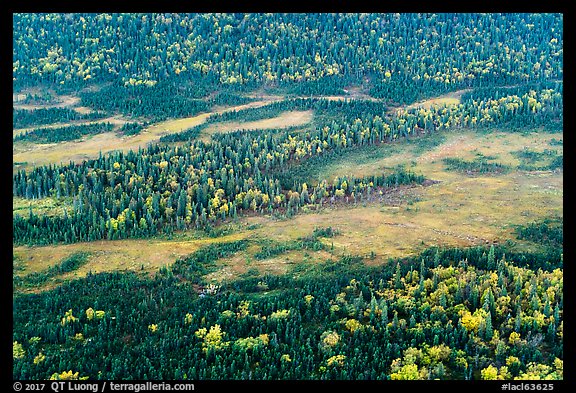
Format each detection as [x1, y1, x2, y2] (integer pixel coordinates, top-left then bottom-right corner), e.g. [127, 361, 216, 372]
[237, 300, 252, 318]
[269, 309, 290, 320]
[390, 363, 420, 380]
[258, 333, 269, 345]
[148, 324, 158, 333]
[426, 344, 451, 364]
[33, 353, 46, 365]
[196, 324, 228, 352]
[514, 362, 562, 380]
[481, 364, 507, 380]
[107, 218, 119, 231]
[261, 194, 270, 206]
[403, 347, 423, 365]
[50, 370, 88, 380]
[304, 295, 314, 305]
[234, 334, 269, 351]
[326, 354, 346, 367]
[460, 308, 487, 333]
[507, 356, 520, 368]
[509, 331, 521, 345]
[553, 358, 563, 378]
[61, 309, 78, 326]
[345, 318, 362, 333]
[281, 354, 292, 362]
[85, 307, 95, 320]
[13, 341, 25, 359]
[72, 333, 85, 341]
[320, 331, 341, 348]
[185, 313, 193, 325]
[204, 324, 225, 344]
[211, 194, 221, 209]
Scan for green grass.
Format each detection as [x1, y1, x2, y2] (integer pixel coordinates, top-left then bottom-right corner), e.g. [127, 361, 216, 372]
[14, 252, 90, 288]
[512, 148, 563, 171]
[273, 131, 445, 188]
[13, 196, 74, 218]
[442, 156, 509, 175]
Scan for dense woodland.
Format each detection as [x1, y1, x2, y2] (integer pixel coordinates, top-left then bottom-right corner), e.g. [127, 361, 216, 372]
[13, 13, 562, 381]
[13, 14, 562, 96]
[13, 240, 563, 380]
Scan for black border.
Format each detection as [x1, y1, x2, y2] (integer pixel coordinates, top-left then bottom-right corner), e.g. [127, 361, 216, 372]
[6, 3, 571, 391]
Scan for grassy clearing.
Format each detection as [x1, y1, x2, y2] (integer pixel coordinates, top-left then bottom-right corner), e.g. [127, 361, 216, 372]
[12, 82, 562, 294]
[13, 196, 73, 218]
[12, 97, 283, 173]
[13, 94, 81, 110]
[12, 231, 251, 293]
[204, 247, 335, 283]
[200, 110, 313, 141]
[13, 127, 562, 293]
[391, 88, 471, 114]
[312, 129, 562, 182]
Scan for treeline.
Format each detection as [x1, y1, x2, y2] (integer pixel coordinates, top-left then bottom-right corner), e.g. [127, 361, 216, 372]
[12, 161, 421, 246]
[160, 97, 390, 143]
[13, 108, 107, 129]
[515, 219, 563, 249]
[254, 227, 339, 260]
[165, 80, 562, 147]
[13, 122, 114, 144]
[77, 75, 257, 123]
[13, 243, 562, 380]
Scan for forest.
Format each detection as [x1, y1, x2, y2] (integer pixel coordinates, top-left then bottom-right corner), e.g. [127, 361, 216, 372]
[12, 13, 562, 382]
